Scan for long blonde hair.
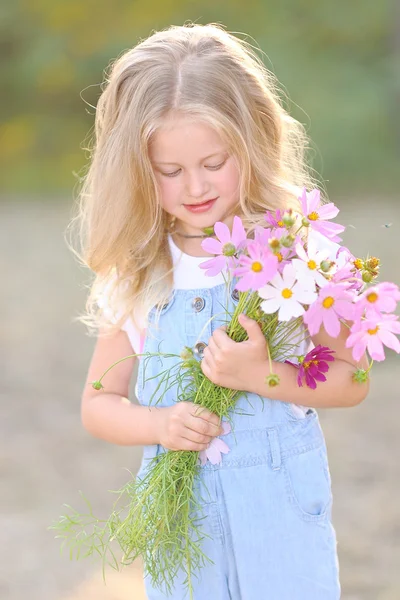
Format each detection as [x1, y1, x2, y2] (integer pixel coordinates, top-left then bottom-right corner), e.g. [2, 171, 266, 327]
[67, 22, 326, 337]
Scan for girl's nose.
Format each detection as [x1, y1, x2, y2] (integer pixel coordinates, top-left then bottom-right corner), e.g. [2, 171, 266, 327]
[185, 171, 210, 199]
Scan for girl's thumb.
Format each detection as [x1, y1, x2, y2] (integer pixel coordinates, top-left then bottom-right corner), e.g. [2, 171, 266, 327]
[239, 313, 261, 338]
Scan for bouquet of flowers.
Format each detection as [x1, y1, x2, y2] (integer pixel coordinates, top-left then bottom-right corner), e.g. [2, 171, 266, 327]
[50, 188, 400, 599]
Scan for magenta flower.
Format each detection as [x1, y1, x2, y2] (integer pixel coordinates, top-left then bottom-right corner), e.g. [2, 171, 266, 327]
[345, 313, 400, 362]
[198, 421, 231, 466]
[199, 216, 247, 276]
[233, 241, 279, 291]
[354, 282, 400, 319]
[303, 282, 355, 337]
[286, 345, 335, 389]
[299, 188, 345, 242]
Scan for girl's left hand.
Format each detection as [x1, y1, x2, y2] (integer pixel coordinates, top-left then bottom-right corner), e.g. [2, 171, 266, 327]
[200, 314, 269, 391]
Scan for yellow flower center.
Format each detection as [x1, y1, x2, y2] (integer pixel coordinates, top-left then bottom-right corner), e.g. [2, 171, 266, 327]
[366, 292, 378, 303]
[322, 296, 334, 308]
[276, 252, 283, 263]
[303, 359, 319, 371]
[367, 325, 379, 335]
[277, 220, 284, 227]
[252, 261, 262, 272]
[307, 259, 317, 270]
[308, 211, 319, 221]
[281, 288, 293, 299]
[353, 258, 363, 270]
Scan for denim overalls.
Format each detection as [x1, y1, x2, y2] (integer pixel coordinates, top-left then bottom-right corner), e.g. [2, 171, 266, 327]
[136, 279, 341, 600]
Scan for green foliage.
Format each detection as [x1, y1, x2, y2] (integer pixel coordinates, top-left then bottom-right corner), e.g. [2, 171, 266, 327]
[0, 0, 397, 194]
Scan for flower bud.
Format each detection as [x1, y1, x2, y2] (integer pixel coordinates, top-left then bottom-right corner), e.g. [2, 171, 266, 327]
[91, 380, 104, 390]
[180, 346, 194, 360]
[280, 234, 295, 248]
[181, 358, 198, 369]
[301, 217, 310, 227]
[203, 226, 215, 236]
[352, 368, 370, 383]
[320, 260, 335, 273]
[361, 270, 373, 283]
[282, 211, 296, 227]
[265, 373, 280, 387]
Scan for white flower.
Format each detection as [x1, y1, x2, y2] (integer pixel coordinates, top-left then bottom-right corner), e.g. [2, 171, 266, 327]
[293, 236, 331, 288]
[258, 263, 317, 321]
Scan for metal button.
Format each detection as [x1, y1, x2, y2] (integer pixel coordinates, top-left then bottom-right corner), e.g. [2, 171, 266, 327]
[192, 296, 205, 312]
[231, 288, 240, 302]
[194, 341, 207, 358]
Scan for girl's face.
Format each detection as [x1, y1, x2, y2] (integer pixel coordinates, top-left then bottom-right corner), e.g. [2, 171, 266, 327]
[149, 115, 241, 237]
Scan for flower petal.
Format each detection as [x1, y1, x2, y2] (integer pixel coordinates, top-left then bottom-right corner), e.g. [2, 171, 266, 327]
[201, 238, 223, 255]
[260, 297, 282, 315]
[231, 215, 247, 247]
[318, 202, 340, 220]
[214, 221, 231, 244]
[322, 309, 341, 337]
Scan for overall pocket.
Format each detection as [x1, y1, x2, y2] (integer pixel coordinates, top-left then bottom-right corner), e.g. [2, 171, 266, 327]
[283, 443, 333, 522]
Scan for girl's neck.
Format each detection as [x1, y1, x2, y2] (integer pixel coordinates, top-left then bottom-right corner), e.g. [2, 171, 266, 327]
[169, 212, 239, 257]
[169, 232, 212, 257]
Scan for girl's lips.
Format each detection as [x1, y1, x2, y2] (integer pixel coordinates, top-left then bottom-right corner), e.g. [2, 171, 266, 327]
[183, 198, 218, 213]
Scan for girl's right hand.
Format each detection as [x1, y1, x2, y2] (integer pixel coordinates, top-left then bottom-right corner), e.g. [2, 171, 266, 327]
[156, 402, 224, 452]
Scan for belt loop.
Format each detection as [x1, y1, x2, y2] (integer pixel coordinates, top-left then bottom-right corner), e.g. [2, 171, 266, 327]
[267, 427, 282, 471]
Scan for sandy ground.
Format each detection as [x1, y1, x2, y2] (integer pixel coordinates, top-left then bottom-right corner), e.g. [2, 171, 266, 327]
[1, 197, 399, 600]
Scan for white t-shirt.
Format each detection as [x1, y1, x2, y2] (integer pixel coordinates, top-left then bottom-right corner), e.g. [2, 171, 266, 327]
[120, 233, 228, 353]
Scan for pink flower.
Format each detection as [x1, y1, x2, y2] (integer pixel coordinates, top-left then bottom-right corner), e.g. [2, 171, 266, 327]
[198, 421, 232, 466]
[303, 282, 355, 337]
[285, 345, 335, 389]
[299, 188, 345, 242]
[265, 208, 285, 228]
[345, 314, 400, 362]
[199, 216, 247, 277]
[264, 226, 299, 274]
[233, 241, 279, 291]
[354, 282, 400, 319]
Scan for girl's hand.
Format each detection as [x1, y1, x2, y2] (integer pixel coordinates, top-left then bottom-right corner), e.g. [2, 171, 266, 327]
[156, 402, 224, 451]
[201, 314, 269, 391]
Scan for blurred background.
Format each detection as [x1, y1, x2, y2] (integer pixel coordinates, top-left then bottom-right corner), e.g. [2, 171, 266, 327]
[1, 1, 399, 599]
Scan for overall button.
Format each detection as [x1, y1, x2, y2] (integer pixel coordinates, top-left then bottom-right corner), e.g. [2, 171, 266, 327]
[231, 288, 240, 302]
[194, 341, 207, 358]
[192, 296, 205, 312]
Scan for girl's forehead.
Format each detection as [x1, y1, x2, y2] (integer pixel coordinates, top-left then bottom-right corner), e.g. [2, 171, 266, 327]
[149, 118, 227, 162]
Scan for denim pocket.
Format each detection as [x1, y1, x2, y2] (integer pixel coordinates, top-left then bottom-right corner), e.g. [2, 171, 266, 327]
[283, 443, 332, 522]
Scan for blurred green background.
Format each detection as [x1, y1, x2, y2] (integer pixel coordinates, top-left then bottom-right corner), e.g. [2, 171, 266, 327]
[2, 3, 400, 600]
[1, 0, 398, 196]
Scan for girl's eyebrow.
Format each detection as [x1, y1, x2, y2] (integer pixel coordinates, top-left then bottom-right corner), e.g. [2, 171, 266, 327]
[154, 150, 226, 166]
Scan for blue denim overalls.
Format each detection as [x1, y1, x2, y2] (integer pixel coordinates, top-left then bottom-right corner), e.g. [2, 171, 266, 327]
[136, 279, 341, 600]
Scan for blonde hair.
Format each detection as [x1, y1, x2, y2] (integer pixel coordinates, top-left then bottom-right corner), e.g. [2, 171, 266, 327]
[67, 22, 326, 338]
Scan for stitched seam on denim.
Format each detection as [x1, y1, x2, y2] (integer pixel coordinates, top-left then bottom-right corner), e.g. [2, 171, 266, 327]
[283, 447, 331, 522]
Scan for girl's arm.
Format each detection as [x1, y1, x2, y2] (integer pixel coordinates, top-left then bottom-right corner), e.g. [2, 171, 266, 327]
[249, 321, 370, 409]
[81, 328, 163, 445]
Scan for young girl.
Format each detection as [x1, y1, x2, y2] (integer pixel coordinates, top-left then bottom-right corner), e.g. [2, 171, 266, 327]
[75, 23, 369, 599]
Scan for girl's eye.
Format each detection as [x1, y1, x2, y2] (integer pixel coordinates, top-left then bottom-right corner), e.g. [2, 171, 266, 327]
[161, 160, 226, 178]
[206, 160, 226, 171]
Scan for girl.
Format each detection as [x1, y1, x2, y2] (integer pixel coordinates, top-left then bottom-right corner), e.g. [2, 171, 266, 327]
[75, 23, 369, 599]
